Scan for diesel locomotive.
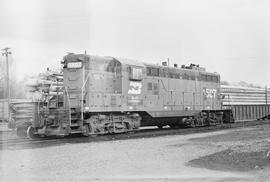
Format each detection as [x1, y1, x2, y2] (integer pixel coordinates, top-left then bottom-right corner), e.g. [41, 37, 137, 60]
[25, 53, 233, 138]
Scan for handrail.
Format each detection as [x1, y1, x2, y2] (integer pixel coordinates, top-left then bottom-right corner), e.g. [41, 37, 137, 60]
[64, 86, 71, 126]
[81, 72, 91, 121]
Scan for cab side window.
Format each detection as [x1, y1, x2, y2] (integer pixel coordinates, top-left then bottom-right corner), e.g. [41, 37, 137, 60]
[129, 67, 143, 80]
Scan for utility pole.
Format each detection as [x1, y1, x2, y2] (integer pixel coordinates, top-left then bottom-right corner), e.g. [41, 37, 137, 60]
[2, 48, 12, 122]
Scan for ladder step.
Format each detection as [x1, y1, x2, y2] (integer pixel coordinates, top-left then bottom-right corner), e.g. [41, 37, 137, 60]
[70, 130, 82, 134]
[70, 123, 80, 127]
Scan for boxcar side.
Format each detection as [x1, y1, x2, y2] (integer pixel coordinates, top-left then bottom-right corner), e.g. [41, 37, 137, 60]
[221, 85, 270, 121]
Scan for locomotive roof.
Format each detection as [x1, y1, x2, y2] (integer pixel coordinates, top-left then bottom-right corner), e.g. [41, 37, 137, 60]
[64, 54, 145, 67]
[143, 62, 219, 75]
[109, 56, 145, 67]
[64, 54, 219, 75]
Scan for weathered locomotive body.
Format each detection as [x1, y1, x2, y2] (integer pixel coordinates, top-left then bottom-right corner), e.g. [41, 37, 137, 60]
[26, 54, 233, 137]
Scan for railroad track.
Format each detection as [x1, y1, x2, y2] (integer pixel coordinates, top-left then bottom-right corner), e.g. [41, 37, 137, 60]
[1, 119, 270, 150]
[0, 137, 60, 149]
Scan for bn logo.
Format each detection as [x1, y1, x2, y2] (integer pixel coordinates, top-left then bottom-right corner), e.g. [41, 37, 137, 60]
[128, 81, 142, 95]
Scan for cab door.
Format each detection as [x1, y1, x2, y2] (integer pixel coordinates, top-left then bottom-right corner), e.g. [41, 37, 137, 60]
[63, 61, 84, 108]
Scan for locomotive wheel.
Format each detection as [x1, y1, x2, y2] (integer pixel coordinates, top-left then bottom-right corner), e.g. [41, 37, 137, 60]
[82, 125, 90, 137]
[125, 122, 131, 130]
[26, 126, 38, 139]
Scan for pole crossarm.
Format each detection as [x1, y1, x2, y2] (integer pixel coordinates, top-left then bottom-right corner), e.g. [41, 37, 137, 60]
[1, 47, 12, 56]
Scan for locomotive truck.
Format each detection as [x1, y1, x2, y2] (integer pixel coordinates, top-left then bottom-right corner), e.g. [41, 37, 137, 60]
[22, 53, 233, 138]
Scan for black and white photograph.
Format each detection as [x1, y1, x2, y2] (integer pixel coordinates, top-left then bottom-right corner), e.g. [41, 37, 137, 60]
[0, 0, 270, 181]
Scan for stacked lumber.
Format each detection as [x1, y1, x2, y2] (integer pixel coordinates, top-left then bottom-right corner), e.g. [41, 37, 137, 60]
[221, 85, 270, 105]
[9, 101, 34, 127]
[25, 71, 63, 101]
[7, 71, 64, 128]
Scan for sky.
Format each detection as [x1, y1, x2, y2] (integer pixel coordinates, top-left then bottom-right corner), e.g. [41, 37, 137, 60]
[0, 0, 270, 86]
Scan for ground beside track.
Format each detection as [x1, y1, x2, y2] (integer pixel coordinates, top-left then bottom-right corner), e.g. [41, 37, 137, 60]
[188, 124, 270, 172]
[1, 122, 270, 182]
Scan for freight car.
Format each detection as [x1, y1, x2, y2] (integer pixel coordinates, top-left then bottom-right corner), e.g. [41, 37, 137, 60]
[23, 54, 233, 138]
[221, 85, 270, 121]
[1, 99, 30, 123]
[9, 100, 36, 136]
